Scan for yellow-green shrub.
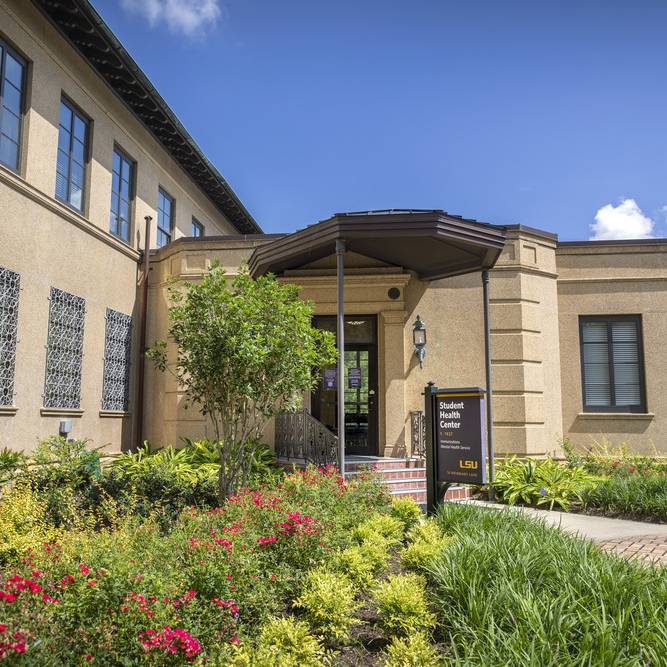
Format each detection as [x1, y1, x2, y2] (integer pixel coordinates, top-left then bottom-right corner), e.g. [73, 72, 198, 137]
[0, 484, 60, 565]
[251, 616, 330, 666]
[373, 573, 436, 637]
[401, 519, 452, 572]
[383, 632, 443, 667]
[294, 568, 360, 640]
[389, 497, 423, 532]
[335, 545, 377, 588]
[352, 513, 404, 546]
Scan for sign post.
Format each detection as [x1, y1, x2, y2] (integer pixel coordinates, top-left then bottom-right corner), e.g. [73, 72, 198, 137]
[425, 385, 488, 514]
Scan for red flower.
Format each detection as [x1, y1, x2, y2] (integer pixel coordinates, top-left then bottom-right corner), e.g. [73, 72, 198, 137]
[79, 564, 91, 575]
[87, 580, 97, 587]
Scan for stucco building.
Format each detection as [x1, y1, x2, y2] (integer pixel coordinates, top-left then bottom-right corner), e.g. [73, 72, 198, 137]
[2, 0, 666, 464]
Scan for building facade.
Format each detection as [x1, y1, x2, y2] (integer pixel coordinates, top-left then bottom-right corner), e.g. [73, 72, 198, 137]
[2, 0, 666, 459]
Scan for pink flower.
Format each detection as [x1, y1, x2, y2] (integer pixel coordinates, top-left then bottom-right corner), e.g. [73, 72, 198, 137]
[87, 580, 97, 587]
[257, 536, 278, 546]
[79, 564, 91, 575]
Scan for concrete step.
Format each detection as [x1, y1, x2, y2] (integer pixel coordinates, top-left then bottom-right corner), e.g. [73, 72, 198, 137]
[345, 467, 426, 480]
[390, 488, 427, 503]
[382, 478, 427, 491]
[345, 457, 425, 472]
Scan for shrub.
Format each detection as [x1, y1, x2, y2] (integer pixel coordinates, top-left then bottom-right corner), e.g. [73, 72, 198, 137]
[401, 520, 452, 572]
[372, 573, 436, 638]
[430, 503, 667, 665]
[27, 436, 101, 491]
[383, 632, 443, 667]
[494, 456, 600, 510]
[0, 485, 60, 565]
[293, 568, 359, 641]
[389, 497, 423, 532]
[0, 448, 27, 487]
[334, 545, 377, 588]
[352, 513, 404, 546]
[252, 616, 330, 667]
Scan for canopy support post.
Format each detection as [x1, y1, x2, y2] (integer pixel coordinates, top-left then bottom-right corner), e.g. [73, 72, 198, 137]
[336, 239, 346, 476]
[482, 269, 496, 500]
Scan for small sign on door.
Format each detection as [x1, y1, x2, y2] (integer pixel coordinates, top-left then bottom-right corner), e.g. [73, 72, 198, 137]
[323, 368, 337, 390]
[348, 367, 362, 389]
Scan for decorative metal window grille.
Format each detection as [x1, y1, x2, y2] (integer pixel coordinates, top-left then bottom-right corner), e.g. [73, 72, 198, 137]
[43, 288, 86, 409]
[101, 309, 132, 411]
[0, 267, 20, 406]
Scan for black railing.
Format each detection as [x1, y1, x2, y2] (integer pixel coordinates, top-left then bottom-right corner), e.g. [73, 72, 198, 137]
[275, 409, 339, 467]
[410, 410, 426, 459]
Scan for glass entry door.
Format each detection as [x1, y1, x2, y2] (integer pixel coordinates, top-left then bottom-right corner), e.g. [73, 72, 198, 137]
[311, 316, 378, 456]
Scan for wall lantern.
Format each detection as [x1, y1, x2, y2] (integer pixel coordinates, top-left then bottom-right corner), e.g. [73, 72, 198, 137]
[412, 315, 427, 368]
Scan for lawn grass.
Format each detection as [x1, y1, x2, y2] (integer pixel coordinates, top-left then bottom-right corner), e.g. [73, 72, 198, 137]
[429, 503, 667, 666]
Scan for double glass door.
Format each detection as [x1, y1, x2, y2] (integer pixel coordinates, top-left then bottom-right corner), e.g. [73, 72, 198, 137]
[311, 316, 378, 456]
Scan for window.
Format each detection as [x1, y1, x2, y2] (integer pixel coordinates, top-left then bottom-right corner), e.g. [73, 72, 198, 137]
[192, 217, 204, 237]
[43, 287, 86, 409]
[56, 99, 89, 212]
[0, 266, 20, 406]
[101, 309, 132, 412]
[110, 147, 134, 242]
[0, 40, 25, 171]
[579, 315, 646, 413]
[156, 188, 174, 247]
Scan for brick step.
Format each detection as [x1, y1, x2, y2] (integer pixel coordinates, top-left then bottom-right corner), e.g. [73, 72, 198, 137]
[345, 458, 425, 472]
[389, 488, 427, 503]
[382, 478, 427, 491]
[345, 467, 426, 480]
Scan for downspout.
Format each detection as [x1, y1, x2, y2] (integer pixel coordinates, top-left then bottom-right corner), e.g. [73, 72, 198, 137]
[134, 215, 152, 451]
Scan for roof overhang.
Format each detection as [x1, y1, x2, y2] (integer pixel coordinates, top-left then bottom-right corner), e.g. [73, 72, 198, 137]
[249, 210, 506, 280]
[32, 0, 261, 235]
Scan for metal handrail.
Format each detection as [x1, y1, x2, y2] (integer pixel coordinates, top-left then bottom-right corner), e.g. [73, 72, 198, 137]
[275, 408, 339, 467]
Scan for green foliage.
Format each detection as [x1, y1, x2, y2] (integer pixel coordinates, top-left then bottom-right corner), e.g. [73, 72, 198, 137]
[352, 513, 404, 546]
[383, 633, 443, 667]
[148, 264, 337, 498]
[430, 502, 667, 666]
[251, 616, 330, 667]
[494, 456, 601, 510]
[582, 472, 667, 521]
[372, 573, 436, 638]
[563, 437, 667, 477]
[401, 519, 452, 572]
[389, 496, 423, 532]
[27, 436, 102, 491]
[333, 544, 377, 588]
[0, 484, 60, 565]
[294, 567, 360, 641]
[0, 447, 27, 487]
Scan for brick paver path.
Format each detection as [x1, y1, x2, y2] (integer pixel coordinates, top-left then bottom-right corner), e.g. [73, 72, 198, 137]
[599, 535, 667, 566]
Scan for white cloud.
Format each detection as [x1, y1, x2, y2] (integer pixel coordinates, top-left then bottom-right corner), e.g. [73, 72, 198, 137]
[120, 0, 221, 36]
[590, 198, 655, 241]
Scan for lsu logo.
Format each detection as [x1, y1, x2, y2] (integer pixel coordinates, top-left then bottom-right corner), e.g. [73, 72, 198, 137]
[459, 460, 478, 470]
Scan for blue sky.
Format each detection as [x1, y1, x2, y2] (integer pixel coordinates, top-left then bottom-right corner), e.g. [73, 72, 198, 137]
[96, 0, 667, 239]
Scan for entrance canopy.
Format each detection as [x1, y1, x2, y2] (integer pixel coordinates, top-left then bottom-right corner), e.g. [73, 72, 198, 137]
[249, 209, 506, 280]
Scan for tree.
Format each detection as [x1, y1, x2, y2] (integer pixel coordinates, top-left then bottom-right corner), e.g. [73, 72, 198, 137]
[149, 264, 337, 499]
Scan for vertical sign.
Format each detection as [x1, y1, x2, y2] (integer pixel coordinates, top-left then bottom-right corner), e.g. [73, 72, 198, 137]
[433, 388, 486, 485]
[323, 368, 337, 390]
[348, 367, 362, 388]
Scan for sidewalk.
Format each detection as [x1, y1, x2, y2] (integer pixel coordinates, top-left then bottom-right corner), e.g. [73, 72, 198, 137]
[458, 500, 667, 565]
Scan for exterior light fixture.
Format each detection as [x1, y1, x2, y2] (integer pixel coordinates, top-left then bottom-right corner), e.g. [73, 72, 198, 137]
[412, 315, 427, 368]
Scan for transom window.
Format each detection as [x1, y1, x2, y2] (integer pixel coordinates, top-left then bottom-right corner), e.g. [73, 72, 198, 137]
[192, 217, 204, 238]
[156, 188, 174, 248]
[56, 99, 89, 212]
[110, 147, 134, 242]
[0, 40, 25, 172]
[579, 315, 646, 413]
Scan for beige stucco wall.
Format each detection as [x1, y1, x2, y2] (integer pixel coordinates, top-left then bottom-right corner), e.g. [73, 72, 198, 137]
[557, 241, 667, 455]
[0, 0, 244, 452]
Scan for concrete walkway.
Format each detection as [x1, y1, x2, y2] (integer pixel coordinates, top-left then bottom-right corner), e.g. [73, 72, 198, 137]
[459, 500, 667, 565]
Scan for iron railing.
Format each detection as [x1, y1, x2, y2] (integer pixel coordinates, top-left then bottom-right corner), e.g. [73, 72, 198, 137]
[275, 409, 339, 467]
[410, 410, 426, 459]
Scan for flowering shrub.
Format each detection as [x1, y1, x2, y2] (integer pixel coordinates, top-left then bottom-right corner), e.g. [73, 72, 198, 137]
[0, 466, 387, 663]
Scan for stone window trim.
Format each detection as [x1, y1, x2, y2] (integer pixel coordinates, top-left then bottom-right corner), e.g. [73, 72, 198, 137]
[578, 314, 647, 414]
[43, 287, 86, 410]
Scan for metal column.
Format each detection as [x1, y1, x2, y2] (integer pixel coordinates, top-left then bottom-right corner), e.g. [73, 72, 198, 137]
[336, 239, 346, 476]
[482, 269, 496, 500]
